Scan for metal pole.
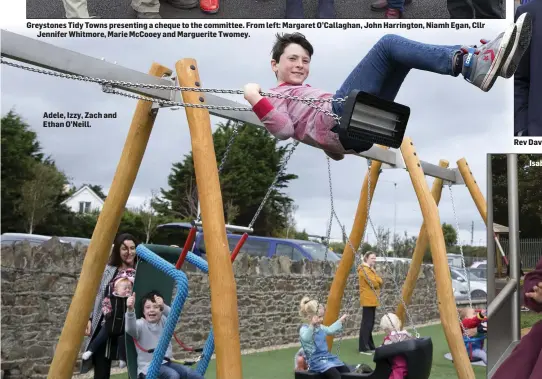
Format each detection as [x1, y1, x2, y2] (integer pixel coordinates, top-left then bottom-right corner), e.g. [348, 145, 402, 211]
[487, 154, 496, 301]
[507, 154, 521, 342]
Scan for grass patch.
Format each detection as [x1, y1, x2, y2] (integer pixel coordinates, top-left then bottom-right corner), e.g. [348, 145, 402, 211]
[521, 311, 542, 329]
[112, 324, 486, 379]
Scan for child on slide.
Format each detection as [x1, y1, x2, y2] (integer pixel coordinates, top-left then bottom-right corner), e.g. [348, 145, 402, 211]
[244, 15, 532, 160]
[298, 296, 351, 378]
[379, 313, 414, 379]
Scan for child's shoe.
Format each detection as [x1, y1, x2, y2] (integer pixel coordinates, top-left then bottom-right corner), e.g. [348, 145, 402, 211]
[82, 351, 93, 360]
[462, 24, 517, 92]
[501, 12, 532, 78]
[119, 360, 127, 368]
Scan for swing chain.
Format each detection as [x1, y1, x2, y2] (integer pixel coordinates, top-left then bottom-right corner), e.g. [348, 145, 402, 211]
[339, 161, 420, 340]
[313, 155, 336, 320]
[0, 59, 347, 108]
[447, 184, 472, 308]
[195, 122, 242, 223]
[247, 141, 299, 229]
[447, 184, 472, 338]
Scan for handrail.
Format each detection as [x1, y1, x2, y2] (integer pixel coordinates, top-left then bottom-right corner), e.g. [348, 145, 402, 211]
[487, 279, 518, 318]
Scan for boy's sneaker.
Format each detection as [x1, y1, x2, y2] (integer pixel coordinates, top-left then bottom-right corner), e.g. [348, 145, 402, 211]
[82, 351, 93, 360]
[119, 360, 127, 368]
[501, 12, 532, 78]
[462, 24, 517, 92]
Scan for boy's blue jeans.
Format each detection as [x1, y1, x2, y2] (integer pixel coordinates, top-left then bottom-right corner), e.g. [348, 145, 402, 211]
[158, 362, 204, 379]
[332, 35, 461, 117]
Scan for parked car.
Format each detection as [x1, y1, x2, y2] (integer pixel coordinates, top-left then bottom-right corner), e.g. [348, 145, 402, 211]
[153, 222, 341, 262]
[470, 260, 487, 269]
[1, 233, 91, 248]
[451, 267, 487, 299]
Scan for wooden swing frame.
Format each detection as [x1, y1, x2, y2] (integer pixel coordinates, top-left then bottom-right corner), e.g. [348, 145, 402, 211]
[0, 30, 490, 379]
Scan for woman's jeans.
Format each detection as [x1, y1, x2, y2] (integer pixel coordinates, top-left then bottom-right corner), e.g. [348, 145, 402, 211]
[285, 0, 336, 18]
[332, 35, 460, 117]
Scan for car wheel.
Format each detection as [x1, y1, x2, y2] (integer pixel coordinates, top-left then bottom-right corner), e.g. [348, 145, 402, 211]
[472, 290, 487, 299]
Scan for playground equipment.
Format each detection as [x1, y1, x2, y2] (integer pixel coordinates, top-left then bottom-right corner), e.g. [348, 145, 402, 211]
[486, 154, 523, 377]
[1, 29, 490, 379]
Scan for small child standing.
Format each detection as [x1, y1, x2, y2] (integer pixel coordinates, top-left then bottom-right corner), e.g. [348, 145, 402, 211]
[379, 313, 413, 379]
[125, 290, 204, 379]
[458, 307, 487, 364]
[298, 296, 351, 379]
[82, 268, 135, 368]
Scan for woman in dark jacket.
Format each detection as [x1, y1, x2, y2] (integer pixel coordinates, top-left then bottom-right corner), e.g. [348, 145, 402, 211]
[81, 233, 139, 379]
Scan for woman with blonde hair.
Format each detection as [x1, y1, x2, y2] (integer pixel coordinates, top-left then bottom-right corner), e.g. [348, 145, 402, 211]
[297, 296, 350, 379]
[358, 251, 383, 354]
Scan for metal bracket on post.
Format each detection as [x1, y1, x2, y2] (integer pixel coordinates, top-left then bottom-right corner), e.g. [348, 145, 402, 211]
[150, 75, 178, 114]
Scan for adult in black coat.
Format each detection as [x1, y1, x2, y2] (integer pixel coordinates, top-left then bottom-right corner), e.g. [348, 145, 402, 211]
[515, 0, 542, 136]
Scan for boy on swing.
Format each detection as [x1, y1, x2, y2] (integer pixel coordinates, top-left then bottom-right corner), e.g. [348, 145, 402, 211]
[244, 17, 531, 160]
[125, 290, 204, 379]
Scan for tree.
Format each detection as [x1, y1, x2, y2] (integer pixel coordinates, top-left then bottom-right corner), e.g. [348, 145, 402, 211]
[373, 226, 391, 254]
[391, 231, 417, 257]
[1, 110, 44, 232]
[492, 154, 542, 238]
[18, 161, 68, 234]
[442, 223, 458, 246]
[139, 190, 161, 243]
[155, 121, 299, 235]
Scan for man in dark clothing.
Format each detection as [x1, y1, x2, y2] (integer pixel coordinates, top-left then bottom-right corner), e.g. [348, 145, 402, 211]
[447, 0, 504, 19]
[515, 0, 542, 136]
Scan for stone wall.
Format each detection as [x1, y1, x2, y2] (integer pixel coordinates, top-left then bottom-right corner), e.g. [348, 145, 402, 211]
[2, 239, 449, 378]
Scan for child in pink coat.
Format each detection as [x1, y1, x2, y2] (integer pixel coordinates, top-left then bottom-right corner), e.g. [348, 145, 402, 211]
[379, 313, 413, 379]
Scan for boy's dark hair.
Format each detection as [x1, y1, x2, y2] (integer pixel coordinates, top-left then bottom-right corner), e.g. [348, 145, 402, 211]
[140, 290, 164, 314]
[271, 33, 314, 62]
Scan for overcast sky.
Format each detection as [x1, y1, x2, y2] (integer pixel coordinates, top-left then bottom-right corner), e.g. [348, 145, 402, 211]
[2, 23, 536, 247]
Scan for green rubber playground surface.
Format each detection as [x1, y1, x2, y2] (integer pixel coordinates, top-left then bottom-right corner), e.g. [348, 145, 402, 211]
[111, 323, 486, 379]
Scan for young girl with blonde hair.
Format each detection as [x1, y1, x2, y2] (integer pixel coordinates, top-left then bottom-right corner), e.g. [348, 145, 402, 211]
[297, 296, 350, 379]
[380, 313, 413, 379]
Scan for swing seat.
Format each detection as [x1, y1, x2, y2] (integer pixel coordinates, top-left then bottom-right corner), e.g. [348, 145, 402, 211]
[464, 335, 486, 363]
[125, 244, 181, 379]
[294, 338, 432, 379]
[342, 337, 433, 379]
[337, 90, 410, 152]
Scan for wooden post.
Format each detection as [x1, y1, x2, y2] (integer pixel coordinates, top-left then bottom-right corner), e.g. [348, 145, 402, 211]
[175, 59, 242, 379]
[400, 138, 474, 379]
[324, 147, 388, 350]
[47, 63, 172, 379]
[457, 158, 487, 223]
[457, 158, 501, 274]
[396, 159, 449, 325]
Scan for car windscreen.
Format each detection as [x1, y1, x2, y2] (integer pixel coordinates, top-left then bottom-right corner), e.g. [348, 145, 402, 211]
[299, 243, 340, 262]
